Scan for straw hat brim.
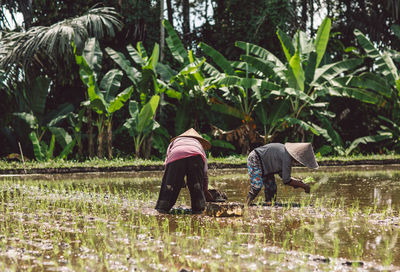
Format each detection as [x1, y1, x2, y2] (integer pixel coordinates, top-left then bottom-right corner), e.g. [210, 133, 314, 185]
[170, 128, 211, 150]
[285, 143, 319, 169]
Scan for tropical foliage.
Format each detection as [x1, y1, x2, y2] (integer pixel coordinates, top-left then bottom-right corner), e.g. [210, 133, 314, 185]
[0, 3, 399, 160]
[12, 77, 75, 161]
[76, 38, 133, 159]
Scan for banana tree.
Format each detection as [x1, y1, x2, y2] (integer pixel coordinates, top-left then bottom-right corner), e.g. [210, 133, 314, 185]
[76, 38, 133, 159]
[340, 27, 400, 153]
[198, 41, 279, 153]
[105, 40, 177, 157]
[13, 76, 75, 161]
[123, 95, 160, 157]
[105, 41, 168, 104]
[158, 19, 209, 135]
[231, 17, 385, 152]
[156, 20, 236, 154]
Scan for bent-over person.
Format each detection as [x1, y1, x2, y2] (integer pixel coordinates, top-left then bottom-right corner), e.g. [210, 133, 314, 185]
[155, 128, 214, 214]
[246, 142, 319, 205]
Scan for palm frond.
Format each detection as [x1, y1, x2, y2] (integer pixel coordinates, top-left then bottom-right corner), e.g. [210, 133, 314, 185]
[0, 6, 122, 76]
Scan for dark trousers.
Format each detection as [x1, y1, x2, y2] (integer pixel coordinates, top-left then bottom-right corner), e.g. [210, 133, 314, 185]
[263, 174, 277, 202]
[248, 173, 277, 202]
[155, 155, 206, 213]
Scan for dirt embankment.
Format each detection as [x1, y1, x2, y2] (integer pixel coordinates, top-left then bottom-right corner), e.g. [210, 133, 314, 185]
[0, 159, 399, 175]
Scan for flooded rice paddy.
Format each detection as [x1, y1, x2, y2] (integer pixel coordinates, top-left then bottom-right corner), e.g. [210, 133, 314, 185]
[1, 164, 400, 271]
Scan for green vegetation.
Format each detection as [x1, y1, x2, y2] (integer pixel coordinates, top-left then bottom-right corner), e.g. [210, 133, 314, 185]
[0, 2, 399, 161]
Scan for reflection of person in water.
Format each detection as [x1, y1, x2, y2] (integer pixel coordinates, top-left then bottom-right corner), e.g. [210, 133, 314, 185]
[246, 143, 319, 205]
[155, 128, 215, 214]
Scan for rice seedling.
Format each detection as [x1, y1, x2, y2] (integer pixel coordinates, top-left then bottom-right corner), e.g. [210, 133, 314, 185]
[0, 167, 399, 271]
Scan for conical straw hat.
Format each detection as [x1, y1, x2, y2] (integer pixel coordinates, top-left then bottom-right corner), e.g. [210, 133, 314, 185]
[285, 142, 319, 169]
[170, 128, 211, 150]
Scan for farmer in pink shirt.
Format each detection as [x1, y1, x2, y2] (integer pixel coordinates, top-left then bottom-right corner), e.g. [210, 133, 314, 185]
[155, 128, 214, 214]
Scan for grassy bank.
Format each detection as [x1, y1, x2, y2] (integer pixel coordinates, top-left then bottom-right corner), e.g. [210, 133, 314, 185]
[0, 154, 400, 172]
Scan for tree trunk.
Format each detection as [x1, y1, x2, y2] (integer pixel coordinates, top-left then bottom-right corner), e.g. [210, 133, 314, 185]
[78, 136, 83, 159]
[143, 133, 153, 159]
[88, 108, 95, 158]
[166, 0, 173, 26]
[160, 0, 165, 62]
[107, 119, 113, 159]
[182, 0, 190, 47]
[301, 0, 307, 32]
[310, 0, 314, 36]
[97, 120, 104, 159]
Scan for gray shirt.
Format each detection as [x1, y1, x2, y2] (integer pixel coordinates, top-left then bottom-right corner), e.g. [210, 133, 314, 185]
[254, 143, 293, 183]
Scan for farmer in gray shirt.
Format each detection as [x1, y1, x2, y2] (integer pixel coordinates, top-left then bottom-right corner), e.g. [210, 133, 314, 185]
[246, 143, 319, 205]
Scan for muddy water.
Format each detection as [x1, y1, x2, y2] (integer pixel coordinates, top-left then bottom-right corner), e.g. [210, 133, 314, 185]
[0, 164, 400, 271]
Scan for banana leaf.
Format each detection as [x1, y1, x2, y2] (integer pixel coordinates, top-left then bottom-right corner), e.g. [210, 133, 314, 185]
[201, 62, 221, 78]
[230, 60, 258, 74]
[276, 28, 295, 63]
[255, 99, 290, 128]
[354, 29, 380, 58]
[199, 42, 235, 75]
[107, 86, 134, 115]
[48, 126, 72, 148]
[47, 134, 56, 160]
[345, 134, 392, 155]
[137, 95, 160, 134]
[235, 41, 285, 69]
[156, 63, 177, 81]
[381, 52, 399, 84]
[162, 20, 188, 65]
[174, 103, 191, 135]
[29, 131, 44, 161]
[82, 38, 102, 77]
[304, 52, 317, 86]
[240, 55, 276, 79]
[100, 69, 123, 101]
[298, 31, 314, 54]
[289, 50, 305, 91]
[105, 47, 141, 84]
[323, 86, 380, 104]
[313, 58, 363, 85]
[46, 103, 74, 127]
[127, 44, 146, 66]
[137, 42, 149, 60]
[148, 43, 159, 71]
[354, 29, 395, 80]
[57, 139, 77, 160]
[211, 103, 246, 120]
[313, 113, 344, 148]
[334, 73, 392, 99]
[284, 117, 319, 135]
[313, 17, 331, 68]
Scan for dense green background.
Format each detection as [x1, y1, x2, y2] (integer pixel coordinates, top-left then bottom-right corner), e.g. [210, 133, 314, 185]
[0, 0, 399, 160]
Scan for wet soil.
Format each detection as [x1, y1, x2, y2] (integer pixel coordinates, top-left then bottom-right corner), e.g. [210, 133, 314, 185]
[0, 165, 400, 271]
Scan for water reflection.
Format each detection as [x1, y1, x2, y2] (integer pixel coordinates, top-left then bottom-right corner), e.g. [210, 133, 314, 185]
[3, 165, 400, 210]
[1, 165, 400, 271]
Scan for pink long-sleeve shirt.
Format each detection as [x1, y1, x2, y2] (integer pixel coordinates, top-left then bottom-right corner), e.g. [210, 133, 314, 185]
[164, 137, 209, 192]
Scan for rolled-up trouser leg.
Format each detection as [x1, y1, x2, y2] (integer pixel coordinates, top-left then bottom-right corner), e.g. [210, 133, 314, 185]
[246, 150, 262, 204]
[155, 159, 186, 212]
[263, 174, 277, 202]
[186, 155, 206, 213]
